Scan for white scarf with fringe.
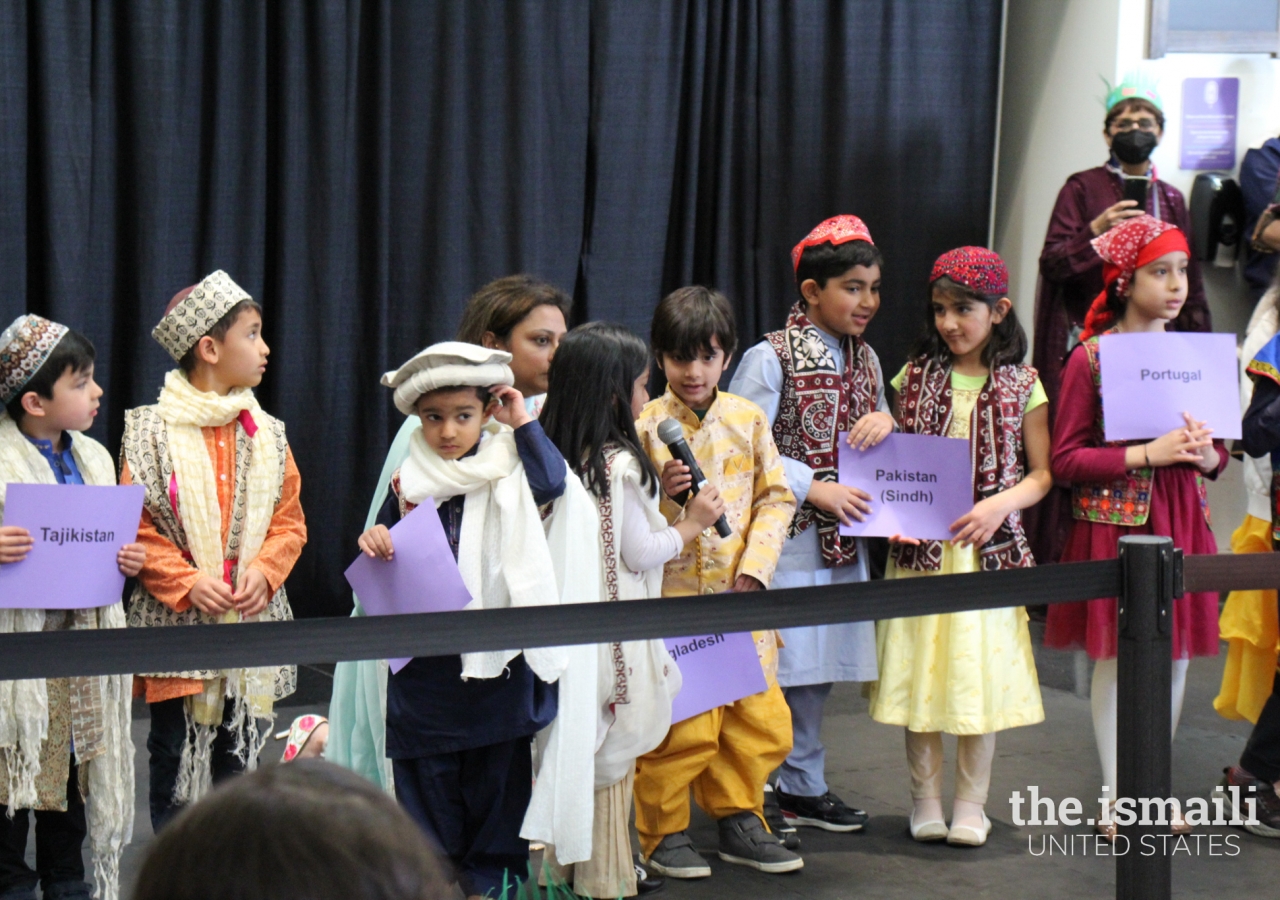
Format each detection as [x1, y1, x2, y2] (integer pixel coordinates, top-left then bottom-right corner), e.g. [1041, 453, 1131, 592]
[0, 412, 134, 900]
[398, 420, 602, 863]
[154, 369, 282, 804]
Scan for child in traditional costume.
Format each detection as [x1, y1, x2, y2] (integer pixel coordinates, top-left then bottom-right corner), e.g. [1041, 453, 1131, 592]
[328, 275, 570, 792]
[729, 215, 891, 837]
[1043, 216, 1226, 837]
[0, 316, 139, 900]
[358, 341, 598, 900]
[632, 287, 800, 878]
[539, 323, 726, 897]
[870, 248, 1049, 847]
[1216, 289, 1280, 837]
[121, 271, 307, 831]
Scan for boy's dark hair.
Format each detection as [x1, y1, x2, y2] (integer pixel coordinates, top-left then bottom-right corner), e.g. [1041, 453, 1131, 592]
[4, 330, 95, 424]
[912, 276, 1027, 368]
[178, 299, 263, 375]
[650, 285, 737, 362]
[1105, 98, 1165, 132]
[132, 760, 451, 900]
[413, 384, 493, 411]
[456, 274, 573, 345]
[794, 240, 884, 297]
[541, 322, 660, 501]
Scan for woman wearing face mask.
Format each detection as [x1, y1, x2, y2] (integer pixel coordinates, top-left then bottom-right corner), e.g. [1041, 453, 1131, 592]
[1026, 76, 1210, 567]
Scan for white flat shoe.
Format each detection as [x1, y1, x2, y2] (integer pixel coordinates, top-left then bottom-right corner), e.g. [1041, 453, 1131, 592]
[946, 813, 992, 847]
[909, 807, 948, 842]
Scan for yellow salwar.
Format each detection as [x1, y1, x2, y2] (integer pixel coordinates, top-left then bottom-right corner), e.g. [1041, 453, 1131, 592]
[1214, 514, 1278, 724]
[868, 541, 1045, 734]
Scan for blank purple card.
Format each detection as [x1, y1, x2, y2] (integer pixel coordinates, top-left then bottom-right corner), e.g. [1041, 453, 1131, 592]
[665, 631, 767, 724]
[344, 500, 473, 673]
[1099, 332, 1240, 441]
[837, 432, 973, 540]
[0, 483, 144, 609]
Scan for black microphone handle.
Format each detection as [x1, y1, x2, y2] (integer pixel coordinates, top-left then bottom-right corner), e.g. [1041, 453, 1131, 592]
[667, 438, 734, 538]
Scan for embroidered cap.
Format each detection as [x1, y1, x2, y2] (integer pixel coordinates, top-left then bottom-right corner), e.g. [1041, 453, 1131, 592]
[0, 314, 70, 405]
[151, 270, 254, 362]
[930, 246, 1009, 296]
[381, 341, 515, 415]
[1080, 215, 1189, 340]
[791, 215, 875, 272]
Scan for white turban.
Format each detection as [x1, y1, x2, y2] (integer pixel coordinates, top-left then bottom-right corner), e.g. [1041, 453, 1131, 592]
[381, 341, 515, 415]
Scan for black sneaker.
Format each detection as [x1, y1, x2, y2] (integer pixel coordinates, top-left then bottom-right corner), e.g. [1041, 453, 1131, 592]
[762, 783, 801, 850]
[634, 854, 665, 894]
[775, 788, 869, 833]
[717, 811, 804, 873]
[1222, 765, 1280, 838]
[644, 831, 711, 879]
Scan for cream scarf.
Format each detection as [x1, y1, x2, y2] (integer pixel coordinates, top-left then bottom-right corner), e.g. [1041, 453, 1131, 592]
[0, 412, 134, 900]
[155, 369, 281, 802]
[398, 421, 567, 681]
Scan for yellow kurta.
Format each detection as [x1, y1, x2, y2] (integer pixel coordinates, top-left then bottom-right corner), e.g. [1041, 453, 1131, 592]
[1214, 514, 1279, 723]
[633, 388, 796, 851]
[868, 371, 1045, 735]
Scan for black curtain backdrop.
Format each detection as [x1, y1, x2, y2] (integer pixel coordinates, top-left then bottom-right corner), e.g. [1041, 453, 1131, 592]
[0, 1, 1003, 617]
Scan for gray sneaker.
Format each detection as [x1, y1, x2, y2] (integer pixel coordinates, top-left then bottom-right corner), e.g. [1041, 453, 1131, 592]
[645, 831, 712, 879]
[718, 811, 805, 873]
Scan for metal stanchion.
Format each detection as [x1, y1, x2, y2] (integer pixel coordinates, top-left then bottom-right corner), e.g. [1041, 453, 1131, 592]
[1115, 535, 1178, 900]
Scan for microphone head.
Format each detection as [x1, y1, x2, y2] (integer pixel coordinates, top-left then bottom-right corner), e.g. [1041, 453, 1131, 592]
[656, 418, 686, 446]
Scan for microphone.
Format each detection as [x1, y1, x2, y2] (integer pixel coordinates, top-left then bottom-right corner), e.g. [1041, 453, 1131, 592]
[656, 418, 733, 538]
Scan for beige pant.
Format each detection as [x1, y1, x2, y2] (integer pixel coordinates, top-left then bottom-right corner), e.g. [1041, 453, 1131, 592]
[543, 771, 638, 898]
[904, 730, 996, 805]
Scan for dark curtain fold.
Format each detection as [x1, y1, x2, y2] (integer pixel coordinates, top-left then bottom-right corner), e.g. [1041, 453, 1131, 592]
[0, 0, 1001, 616]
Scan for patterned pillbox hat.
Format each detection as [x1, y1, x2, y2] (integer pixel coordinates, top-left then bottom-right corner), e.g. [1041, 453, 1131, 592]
[151, 270, 253, 362]
[930, 246, 1010, 296]
[0, 314, 70, 405]
[791, 215, 875, 272]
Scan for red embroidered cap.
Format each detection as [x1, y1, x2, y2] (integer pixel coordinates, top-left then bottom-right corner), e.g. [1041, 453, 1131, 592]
[930, 246, 1009, 296]
[791, 215, 874, 272]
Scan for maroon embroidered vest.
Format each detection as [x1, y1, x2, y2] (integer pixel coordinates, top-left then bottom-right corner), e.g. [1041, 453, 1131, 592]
[893, 358, 1037, 572]
[765, 303, 879, 567]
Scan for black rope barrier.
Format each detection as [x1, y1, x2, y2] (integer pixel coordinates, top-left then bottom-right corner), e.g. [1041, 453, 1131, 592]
[0, 558, 1121, 679]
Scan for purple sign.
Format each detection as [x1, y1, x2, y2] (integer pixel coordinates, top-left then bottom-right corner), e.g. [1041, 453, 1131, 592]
[837, 433, 973, 540]
[344, 500, 473, 673]
[664, 631, 766, 724]
[1181, 77, 1238, 170]
[0, 483, 144, 610]
[1099, 332, 1240, 442]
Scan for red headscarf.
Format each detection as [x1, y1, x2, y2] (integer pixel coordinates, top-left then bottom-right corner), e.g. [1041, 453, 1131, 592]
[791, 215, 874, 272]
[1079, 215, 1189, 341]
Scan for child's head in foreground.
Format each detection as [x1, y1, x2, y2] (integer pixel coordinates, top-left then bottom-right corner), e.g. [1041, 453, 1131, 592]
[1, 315, 101, 436]
[913, 246, 1025, 368]
[380, 341, 514, 460]
[792, 215, 884, 339]
[650, 285, 737, 411]
[153, 270, 267, 394]
[132, 759, 450, 900]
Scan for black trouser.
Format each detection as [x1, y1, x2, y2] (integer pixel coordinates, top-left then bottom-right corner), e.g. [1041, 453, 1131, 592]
[1241, 671, 1280, 783]
[147, 697, 248, 833]
[0, 756, 87, 898]
[392, 737, 533, 898]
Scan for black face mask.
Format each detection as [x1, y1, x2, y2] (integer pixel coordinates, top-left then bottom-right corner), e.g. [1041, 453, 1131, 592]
[1112, 129, 1157, 165]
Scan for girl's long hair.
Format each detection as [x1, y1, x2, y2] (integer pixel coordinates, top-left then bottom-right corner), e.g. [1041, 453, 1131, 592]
[540, 322, 659, 501]
[911, 276, 1028, 368]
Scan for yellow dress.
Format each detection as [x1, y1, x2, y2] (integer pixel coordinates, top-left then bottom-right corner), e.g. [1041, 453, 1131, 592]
[1214, 514, 1278, 724]
[868, 370, 1045, 735]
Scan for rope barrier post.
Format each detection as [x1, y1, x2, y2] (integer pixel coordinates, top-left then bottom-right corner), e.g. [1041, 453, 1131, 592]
[1115, 535, 1178, 900]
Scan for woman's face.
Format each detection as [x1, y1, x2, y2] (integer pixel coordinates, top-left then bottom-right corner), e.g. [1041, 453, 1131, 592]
[484, 304, 567, 396]
[1103, 105, 1162, 150]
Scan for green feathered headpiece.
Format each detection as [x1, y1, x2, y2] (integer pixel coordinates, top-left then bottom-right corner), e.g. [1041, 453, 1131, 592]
[1102, 71, 1163, 114]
